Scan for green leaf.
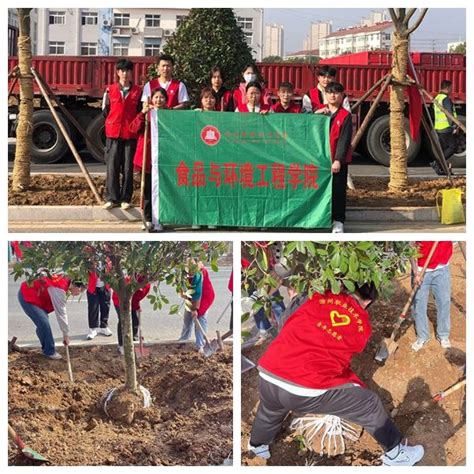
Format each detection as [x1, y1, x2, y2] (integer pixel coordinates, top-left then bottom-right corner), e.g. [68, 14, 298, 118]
[343, 279, 356, 292]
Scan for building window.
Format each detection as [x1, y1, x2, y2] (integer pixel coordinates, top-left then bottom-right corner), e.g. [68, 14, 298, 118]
[237, 16, 253, 30]
[113, 40, 129, 56]
[176, 15, 187, 27]
[145, 14, 161, 27]
[49, 11, 66, 25]
[82, 12, 98, 26]
[49, 41, 65, 55]
[144, 42, 161, 56]
[114, 13, 130, 27]
[81, 42, 97, 55]
[243, 31, 253, 45]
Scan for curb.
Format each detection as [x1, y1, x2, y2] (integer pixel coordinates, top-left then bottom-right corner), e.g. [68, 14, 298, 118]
[9, 205, 440, 222]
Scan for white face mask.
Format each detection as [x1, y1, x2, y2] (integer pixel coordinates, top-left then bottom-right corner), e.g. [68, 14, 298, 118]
[244, 73, 257, 83]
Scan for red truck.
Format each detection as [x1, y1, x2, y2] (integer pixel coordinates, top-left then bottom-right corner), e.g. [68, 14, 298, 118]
[8, 52, 466, 166]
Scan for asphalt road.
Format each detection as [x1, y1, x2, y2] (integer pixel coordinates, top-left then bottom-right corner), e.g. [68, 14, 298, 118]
[8, 267, 233, 350]
[7, 140, 466, 177]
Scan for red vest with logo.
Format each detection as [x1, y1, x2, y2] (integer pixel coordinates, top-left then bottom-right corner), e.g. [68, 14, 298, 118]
[148, 78, 181, 108]
[259, 291, 371, 389]
[330, 107, 352, 163]
[417, 241, 453, 269]
[271, 102, 301, 113]
[105, 83, 142, 140]
[309, 87, 325, 111]
[237, 103, 271, 113]
[20, 275, 71, 314]
[196, 267, 215, 316]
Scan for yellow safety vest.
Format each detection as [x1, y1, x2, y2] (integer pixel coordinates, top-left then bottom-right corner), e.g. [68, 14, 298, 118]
[434, 92, 457, 131]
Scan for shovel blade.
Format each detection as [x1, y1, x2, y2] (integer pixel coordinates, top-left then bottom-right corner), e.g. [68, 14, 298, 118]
[374, 337, 398, 364]
[203, 340, 219, 358]
[22, 447, 47, 462]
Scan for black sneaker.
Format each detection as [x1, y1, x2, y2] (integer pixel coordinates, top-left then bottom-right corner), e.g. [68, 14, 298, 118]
[430, 161, 445, 176]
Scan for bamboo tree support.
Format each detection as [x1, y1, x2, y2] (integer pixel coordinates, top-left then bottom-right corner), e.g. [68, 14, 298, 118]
[418, 86, 466, 133]
[32, 68, 104, 160]
[351, 73, 391, 112]
[351, 74, 392, 150]
[30, 67, 103, 204]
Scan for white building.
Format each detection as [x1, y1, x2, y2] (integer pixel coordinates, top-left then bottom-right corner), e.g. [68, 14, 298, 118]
[264, 23, 284, 58]
[31, 8, 264, 60]
[319, 20, 393, 58]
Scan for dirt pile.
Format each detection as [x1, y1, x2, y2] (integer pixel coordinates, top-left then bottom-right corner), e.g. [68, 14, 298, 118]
[9, 344, 233, 466]
[242, 246, 465, 466]
[8, 175, 466, 208]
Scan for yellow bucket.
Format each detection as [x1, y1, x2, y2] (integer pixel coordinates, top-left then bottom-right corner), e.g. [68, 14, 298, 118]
[436, 188, 465, 225]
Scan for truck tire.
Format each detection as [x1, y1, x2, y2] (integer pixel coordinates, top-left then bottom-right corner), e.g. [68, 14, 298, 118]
[365, 115, 421, 167]
[31, 110, 72, 164]
[86, 114, 106, 163]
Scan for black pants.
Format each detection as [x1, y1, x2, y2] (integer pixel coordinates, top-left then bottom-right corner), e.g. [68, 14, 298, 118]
[250, 377, 401, 452]
[332, 164, 348, 223]
[87, 287, 110, 329]
[105, 137, 137, 203]
[144, 171, 152, 222]
[115, 305, 138, 346]
[437, 132, 457, 161]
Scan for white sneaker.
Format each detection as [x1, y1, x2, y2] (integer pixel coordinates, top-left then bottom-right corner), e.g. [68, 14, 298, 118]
[46, 352, 63, 360]
[208, 225, 217, 230]
[154, 223, 163, 232]
[332, 221, 344, 233]
[381, 440, 424, 466]
[98, 327, 113, 337]
[438, 337, 451, 349]
[117, 346, 124, 355]
[120, 202, 132, 210]
[103, 201, 116, 210]
[248, 441, 271, 460]
[87, 328, 98, 340]
[144, 221, 154, 232]
[191, 225, 201, 230]
[411, 338, 429, 352]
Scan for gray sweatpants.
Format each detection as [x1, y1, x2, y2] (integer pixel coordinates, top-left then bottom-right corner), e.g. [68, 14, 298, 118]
[250, 376, 401, 452]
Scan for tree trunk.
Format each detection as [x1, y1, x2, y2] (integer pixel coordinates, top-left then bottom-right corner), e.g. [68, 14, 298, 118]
[11, 8, 33, 192]
[118, 284, 138, 394]
[388, 33, 409, 191]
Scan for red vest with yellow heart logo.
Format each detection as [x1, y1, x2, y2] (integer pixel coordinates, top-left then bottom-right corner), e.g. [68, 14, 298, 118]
[258, 291, 371, 389]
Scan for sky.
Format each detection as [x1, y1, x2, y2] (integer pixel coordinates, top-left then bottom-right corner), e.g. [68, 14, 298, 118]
[263, 8, 466, 55]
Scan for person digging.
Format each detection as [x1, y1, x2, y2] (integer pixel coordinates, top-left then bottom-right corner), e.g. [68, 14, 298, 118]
[248, 283, 425, 466]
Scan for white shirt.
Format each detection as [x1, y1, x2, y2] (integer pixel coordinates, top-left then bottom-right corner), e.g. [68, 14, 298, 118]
[141, 79, 189, 105]
[302, 84, 351, 113]
[47, 287, 69, 336]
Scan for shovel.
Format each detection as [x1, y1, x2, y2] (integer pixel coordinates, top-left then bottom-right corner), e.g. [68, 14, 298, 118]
[135, 310, 150, 358]
[193, 316, 217, 358]
[374, 241, 439, 364]
[8, 424, 47, 462]
[205, 329, 233, 357]
[433, 378, 466, 402]
[65, 345, 74, 383]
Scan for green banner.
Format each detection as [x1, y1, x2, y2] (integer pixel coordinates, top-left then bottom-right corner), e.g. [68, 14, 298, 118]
[155, 110, 332, 228]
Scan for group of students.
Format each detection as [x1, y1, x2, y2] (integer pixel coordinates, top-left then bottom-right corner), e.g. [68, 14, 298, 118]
[103, 54, 352, 233]
[17, 258, 218, 359]
[247, 241, 457, 465]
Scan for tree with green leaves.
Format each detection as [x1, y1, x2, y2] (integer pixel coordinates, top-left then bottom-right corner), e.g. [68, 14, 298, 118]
[241, 241, 418, 324]
[12, 241, 228, 421]
[159, 8, 254, 105]
[449, 42, 466, 54]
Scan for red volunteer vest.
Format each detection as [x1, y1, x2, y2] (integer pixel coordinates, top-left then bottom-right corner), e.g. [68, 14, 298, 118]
[105, 83, 142, 140]
[259, 291, 371, 389]
[271, 102, 301, 113]
[87, 272, 110, 294]
[330, 107, 352, 163]
[148, 78, 181, 108]
[197, 267, 215, 316]
[112, 281, 151, 311]
[309, 87, 325, 111]
[237, 103, 271, 113]
[233, 83, 271, 109]
[20, 275, 71, 314]
[417, 241, 453, 269]
[214, 89, 233, 111]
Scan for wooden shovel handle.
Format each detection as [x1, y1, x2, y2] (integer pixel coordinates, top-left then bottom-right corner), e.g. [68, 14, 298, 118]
[8, 424, 26, 450]
[400, 241, 440, 318]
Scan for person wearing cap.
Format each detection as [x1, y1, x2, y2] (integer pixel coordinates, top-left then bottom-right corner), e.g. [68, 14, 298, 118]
[18, 274, 86, 359]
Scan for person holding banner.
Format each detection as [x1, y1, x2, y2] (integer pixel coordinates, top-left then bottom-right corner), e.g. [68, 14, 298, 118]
[141, 54, 189, 109]
[209, 66, 234, 111]
[130, 87, 169, 232]
[326, 81, 353, 233]
[102, 59, 143, 211]
[235, 82, 272, 114]
[271, 82, 302, 113]
[233, 63, 272, 110]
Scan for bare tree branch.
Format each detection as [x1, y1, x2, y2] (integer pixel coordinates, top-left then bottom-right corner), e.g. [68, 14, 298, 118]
[404, 8, 417, 24]
[389, 8, 401, 30]
[407, 8, 429, 35]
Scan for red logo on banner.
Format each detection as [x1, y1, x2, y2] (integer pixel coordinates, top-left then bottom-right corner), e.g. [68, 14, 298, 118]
[201, 125, 221, 146]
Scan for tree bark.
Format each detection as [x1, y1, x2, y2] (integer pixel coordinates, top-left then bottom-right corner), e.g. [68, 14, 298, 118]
[388, 33, 409, 191]
[11, 8, 33, 192]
